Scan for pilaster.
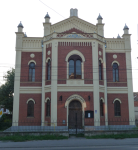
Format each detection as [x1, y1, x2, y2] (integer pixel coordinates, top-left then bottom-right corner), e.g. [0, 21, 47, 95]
[41, 41, 46, 126]
[51, 39, 58, 125]
[103, 43, 108, 125]
[92, 40, 100, 126]
[126, 51, 135, 125]
[12, 32, 23, 126]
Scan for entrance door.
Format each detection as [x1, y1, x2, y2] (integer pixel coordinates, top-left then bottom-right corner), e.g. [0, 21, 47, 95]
[68, 100, 82, 129]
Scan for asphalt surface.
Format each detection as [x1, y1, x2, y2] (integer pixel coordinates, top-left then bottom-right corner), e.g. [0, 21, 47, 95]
[0, 137, 138, 150]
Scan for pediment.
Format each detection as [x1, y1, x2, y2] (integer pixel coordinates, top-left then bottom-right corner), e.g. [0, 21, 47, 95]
[50, 16, 97, 34]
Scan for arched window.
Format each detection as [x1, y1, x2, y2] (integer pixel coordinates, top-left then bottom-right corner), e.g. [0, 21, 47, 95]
[68, 55, 82, 79]
[114, 100, 121, 116]
[99, 60, 102, 80]
[100, 99, 104, 116]
[46, 100, 50, 116]
[47, 60, 51, 80]
[27, 101, 34, 117]
[29, 62, 35, 82]
[113, 63, 119, 82]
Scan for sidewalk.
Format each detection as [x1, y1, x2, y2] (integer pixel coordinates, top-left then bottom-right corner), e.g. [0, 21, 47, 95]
[0, 138, 138, 148]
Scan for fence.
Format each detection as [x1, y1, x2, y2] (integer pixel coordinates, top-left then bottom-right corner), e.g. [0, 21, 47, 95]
[0, 119, 138, 133]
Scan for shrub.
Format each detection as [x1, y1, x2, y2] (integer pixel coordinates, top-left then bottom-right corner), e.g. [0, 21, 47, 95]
[0, 114, 12, 131]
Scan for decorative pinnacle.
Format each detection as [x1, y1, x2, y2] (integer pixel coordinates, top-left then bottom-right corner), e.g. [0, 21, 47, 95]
[17, 21, 24, 28]
[123, 24, 129, 30]
[24, 32, 27, 37]
[44, 12, 50, 19]
[97, 13, 103, 20]
[117, 34, 121, 38]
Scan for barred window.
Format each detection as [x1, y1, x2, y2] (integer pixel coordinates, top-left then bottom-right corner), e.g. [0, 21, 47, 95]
[99, 60, 102, 80]
[27, 101, 34, 117]
[113, 63, 119, 82]
[46, 100, 50, 116]
[100, 100, 104, 116]
[114, 100, 121, 116]
[29, 62, 35, 82]
[47, 60, 51, 80]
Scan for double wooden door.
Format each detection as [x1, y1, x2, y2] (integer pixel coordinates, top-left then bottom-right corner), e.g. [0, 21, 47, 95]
[68, 100, 82, 129]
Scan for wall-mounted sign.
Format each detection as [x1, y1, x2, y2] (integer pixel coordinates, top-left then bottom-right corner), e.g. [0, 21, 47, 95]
[85, 111, 94, 118]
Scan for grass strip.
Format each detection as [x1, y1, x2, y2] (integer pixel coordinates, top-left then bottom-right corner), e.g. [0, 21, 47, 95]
[86, 133, 138, 139]
[0, 134, 68, 142]
[69, 133, 84, 137]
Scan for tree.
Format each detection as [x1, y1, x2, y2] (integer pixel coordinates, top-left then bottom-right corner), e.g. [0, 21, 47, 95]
[0, 68, 15, 113]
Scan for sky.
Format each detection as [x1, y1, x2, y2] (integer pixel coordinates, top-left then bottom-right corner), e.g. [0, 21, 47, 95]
[0, 0, 138, 91]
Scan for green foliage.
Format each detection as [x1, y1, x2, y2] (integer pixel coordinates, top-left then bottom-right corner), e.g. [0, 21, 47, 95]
[0, 114, 12, 131]
[0, 134, 68, 142]
[0, 68, 15, 112]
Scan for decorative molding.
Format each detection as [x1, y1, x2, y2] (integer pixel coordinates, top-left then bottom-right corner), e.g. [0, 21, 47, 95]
[113, 54, 117, 59]
[30, 53, 35, 58]
[47, 51, 51, 55]
[65, 94, 86, 108]
[57, 33, 93, 39]
[65, 50, 85, 62]
[111, 60, 119, 66]
[45, 97, 50, 103]
[46, 57, 51, 63]
[20, 87, 42, 93]
[113, 98, 122, 104]
[99, 57, 103, 63]
[26, 98, 35, 104]
[99, 51, 102, 56]
[100, 97, 105, 103]
[28, 60, 36, 65]
[51, 17, 97, 34]
[23, 38, 42, 49]
[106, 39, 125, 50]
[59, 41, 91, 46]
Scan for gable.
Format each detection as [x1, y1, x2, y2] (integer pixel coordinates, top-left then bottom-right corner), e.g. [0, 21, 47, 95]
[50, 16, 97, 34]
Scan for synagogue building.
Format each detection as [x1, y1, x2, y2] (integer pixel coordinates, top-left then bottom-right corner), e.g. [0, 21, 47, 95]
[12, 9, 135, 128]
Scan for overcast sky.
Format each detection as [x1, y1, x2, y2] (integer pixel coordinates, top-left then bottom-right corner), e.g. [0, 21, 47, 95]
[0, 0, 138, 91]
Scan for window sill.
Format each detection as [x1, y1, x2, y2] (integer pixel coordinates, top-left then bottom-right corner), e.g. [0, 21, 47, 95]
[114, 116, 121, 117]
[20, 82, 42, 83]
[27, 117, 34, 118]
[67, 79, 84, 80]
[67, 79, 84, 85]
[107, 82, 127, 83]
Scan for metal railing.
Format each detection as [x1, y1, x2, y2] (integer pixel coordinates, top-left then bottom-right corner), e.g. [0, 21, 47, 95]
[0, 119, 137, 133]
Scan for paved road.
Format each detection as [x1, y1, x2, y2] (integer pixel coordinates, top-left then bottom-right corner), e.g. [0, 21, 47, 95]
[0, 137, 138, 150]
